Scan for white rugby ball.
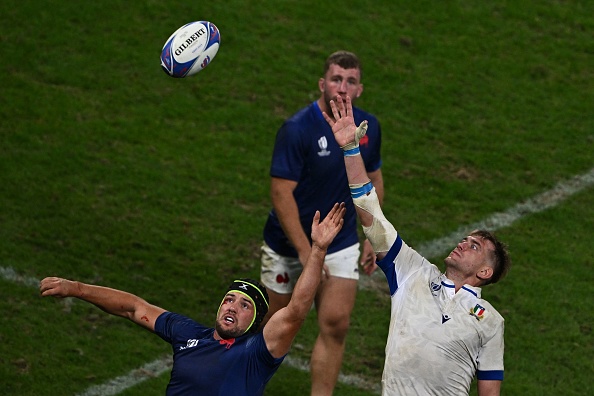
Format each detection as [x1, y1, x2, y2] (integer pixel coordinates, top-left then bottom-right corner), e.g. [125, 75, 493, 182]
[160, 21, 220, 78]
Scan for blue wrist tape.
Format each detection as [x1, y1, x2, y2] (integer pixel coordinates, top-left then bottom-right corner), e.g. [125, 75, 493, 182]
[350, 182, 373, 198]
[343, 147, 360, 157]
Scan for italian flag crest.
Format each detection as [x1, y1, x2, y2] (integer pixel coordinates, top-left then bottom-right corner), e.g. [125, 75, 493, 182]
[470, 304, 486, 321]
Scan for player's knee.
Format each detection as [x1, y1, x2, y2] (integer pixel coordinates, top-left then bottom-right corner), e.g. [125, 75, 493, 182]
[319, 314, 351, 340]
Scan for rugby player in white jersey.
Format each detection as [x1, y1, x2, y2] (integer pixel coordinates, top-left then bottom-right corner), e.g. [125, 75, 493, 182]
[323, 96, 511, 396]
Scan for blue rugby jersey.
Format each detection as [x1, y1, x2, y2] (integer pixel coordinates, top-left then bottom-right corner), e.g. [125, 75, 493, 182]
[154, 312, 284, 396]
[263, 101, 382, 256]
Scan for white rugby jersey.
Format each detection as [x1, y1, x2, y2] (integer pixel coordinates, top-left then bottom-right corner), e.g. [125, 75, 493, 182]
[376, 234, 504, 395]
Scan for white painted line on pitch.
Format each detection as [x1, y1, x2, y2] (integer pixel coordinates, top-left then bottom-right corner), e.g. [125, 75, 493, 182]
[283, 354, 383, 394]
[415, 166, 594, 259]
[359, 166, 594, 291]
[3, 166, 592, 395]
[0, 266, 40, 287]
[75, 356, 173, 396]
[71, 354, 381, 395]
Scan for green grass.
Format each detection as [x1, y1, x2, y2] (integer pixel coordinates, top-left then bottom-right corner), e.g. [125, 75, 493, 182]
[1, 0, 593, 395]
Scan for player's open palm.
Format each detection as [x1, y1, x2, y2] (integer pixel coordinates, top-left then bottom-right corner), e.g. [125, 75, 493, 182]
[322, 96, 367, 149]
[311, 202, 346, 251]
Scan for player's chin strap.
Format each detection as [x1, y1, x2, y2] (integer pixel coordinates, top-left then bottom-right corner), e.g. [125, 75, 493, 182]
[350, 183, 397, 254]
[340, 121, 368, 156]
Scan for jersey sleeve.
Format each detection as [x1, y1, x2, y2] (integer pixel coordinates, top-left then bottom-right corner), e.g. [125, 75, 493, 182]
[476, 318, 505, 380]
[154, 311, 175, 343]
[248, 331, 286, 367]
[269, 120, 305, 181]
[154, 311, 206, 345]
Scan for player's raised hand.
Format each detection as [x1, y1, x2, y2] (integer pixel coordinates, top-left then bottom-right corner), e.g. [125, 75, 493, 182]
[311, 202, 346, 251]
[322, 96, 368, 151]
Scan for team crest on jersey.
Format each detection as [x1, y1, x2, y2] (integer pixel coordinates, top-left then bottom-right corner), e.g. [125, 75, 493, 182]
[317, 136, 331, 157]
[469, 304, 486, 321]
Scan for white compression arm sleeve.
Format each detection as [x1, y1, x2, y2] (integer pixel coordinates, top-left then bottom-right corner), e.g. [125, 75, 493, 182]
[352, 186, 397, 254]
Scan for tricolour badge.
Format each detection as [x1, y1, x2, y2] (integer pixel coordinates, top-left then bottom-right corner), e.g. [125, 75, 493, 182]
[469, 304, 486, 321]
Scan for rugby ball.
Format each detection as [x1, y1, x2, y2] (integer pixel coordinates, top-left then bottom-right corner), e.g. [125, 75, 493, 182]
[160, 21, 220, 78]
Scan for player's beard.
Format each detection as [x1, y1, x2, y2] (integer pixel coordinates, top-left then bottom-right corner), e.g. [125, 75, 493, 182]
[215, 320, 247, 339]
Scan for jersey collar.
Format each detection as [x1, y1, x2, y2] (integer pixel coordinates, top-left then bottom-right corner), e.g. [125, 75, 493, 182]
[312, 100, 326, 121]
[440, 274, 482, 298]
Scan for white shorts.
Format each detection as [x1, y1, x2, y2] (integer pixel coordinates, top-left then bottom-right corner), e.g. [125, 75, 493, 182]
[260, 242, 360, 294]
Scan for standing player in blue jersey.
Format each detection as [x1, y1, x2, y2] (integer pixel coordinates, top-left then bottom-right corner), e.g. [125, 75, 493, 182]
[260, 51, 384, 394]
[39, 203, 346, 396]
[324, 95, 512, 396]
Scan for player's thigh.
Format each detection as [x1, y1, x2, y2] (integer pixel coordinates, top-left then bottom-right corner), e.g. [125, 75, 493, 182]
[315, 276, 358, 332]
[315, 243, 360, 325]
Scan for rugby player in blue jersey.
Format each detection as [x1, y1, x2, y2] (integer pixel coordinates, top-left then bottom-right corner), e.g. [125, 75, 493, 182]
[260, 51, 384, 395]
[40, 203, 345, 396]
[324, 95, 511, 396]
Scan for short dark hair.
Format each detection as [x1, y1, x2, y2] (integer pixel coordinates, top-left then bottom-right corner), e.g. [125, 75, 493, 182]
[470, 230, 511, 285]
[324, 51, 362, 79]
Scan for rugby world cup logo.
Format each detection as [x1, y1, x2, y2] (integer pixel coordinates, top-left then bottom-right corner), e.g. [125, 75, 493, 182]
[317, 136, 331, 157]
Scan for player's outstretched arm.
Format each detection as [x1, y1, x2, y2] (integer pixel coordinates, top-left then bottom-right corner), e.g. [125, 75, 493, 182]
[263, 203, 345, 358]
[40, 277, 166, 332]
[323, 96, 396, 258]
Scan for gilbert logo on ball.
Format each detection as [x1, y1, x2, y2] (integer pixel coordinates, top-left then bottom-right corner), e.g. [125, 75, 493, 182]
[161, 21, 220, 78]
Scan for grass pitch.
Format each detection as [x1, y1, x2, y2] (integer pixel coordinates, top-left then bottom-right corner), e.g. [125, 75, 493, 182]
[1, 1, 593, 395]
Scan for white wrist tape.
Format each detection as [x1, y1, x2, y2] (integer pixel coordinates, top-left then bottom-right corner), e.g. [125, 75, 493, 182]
[352, 186, 397, 254]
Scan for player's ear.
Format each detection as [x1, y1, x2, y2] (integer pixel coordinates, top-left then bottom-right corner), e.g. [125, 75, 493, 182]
[319, 78, 325, 92]
[477, 265, 493, 282]
[356, 84, 363, 98]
